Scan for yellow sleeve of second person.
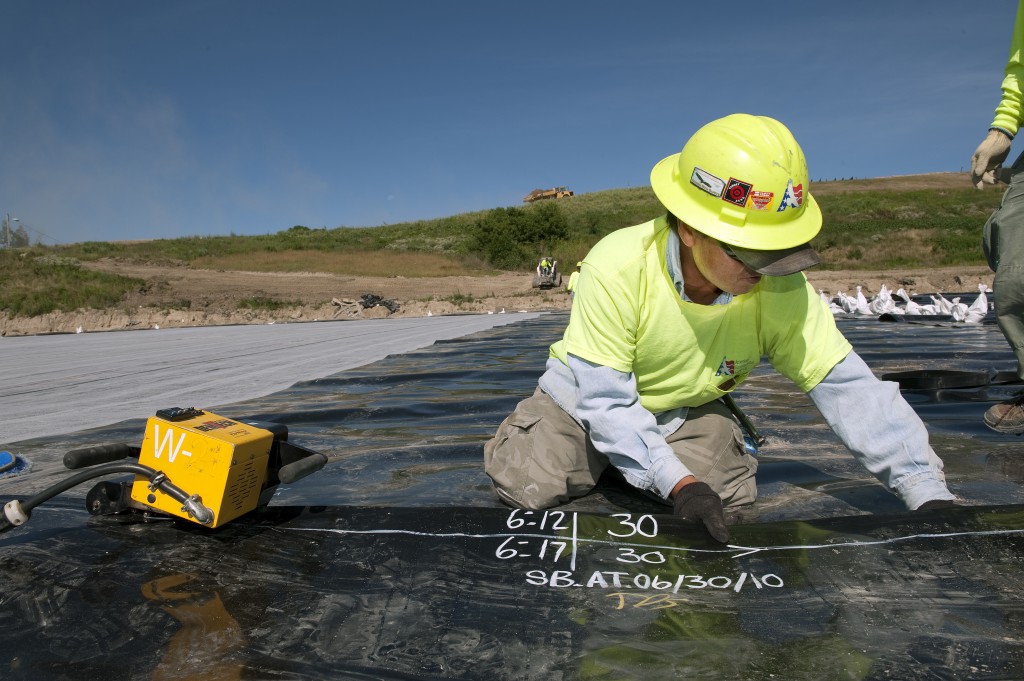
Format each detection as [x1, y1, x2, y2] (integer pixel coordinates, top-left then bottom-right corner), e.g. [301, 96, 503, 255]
[993, 0, 1024, 134]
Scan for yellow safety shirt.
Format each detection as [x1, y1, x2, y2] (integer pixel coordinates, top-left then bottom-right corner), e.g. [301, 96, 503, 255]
[549, 217, 851, 413]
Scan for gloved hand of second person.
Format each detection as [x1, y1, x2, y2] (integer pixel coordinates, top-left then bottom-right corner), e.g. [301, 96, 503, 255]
[672, 481, 730, 543]
[971, 129, 1013, 189]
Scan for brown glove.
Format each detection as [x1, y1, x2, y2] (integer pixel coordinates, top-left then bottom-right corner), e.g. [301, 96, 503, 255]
[971, 129, 1013, 189]
[672, 481, 730, 543]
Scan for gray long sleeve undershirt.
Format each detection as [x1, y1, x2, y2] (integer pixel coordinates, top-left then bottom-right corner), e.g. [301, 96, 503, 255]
[563, 351, 953, 509]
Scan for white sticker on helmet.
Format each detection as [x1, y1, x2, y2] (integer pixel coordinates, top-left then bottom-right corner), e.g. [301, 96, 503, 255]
[690, 167, 725, 198]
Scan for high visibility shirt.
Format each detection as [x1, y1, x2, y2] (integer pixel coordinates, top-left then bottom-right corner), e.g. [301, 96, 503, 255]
[566, 271, 580, 292]
[548, 217, 851, 414]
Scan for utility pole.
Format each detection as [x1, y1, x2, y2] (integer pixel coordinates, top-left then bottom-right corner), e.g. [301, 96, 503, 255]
[3, 213, 20, 249]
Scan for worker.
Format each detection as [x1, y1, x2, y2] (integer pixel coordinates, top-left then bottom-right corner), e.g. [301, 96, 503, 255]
[566, 262, 582, 298]
[538, 258, 553, 277]
[484, 114, 956, 542]
[971, 0, 1024, 434]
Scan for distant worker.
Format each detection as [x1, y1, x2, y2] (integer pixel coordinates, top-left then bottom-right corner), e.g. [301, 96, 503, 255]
[537, 258, 553, 277]
[485, 114, 955, 543]
[971, 0, 1024, 434]
[566, 262, 582, 298]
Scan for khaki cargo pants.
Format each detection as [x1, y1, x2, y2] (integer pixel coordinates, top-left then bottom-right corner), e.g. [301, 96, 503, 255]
[984, 150, 1024, 379]
[483, 388, 757, 510]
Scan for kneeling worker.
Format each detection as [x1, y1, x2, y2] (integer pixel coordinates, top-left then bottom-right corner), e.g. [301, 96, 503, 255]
[484, 114, 955, 542]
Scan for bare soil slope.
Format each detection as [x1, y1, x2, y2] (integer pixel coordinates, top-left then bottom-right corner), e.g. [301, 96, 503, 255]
[0, 260, 994, 337]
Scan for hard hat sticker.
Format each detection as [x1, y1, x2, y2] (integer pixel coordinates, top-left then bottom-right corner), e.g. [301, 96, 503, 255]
[690, 166, 725, 197]
[776, 179, 804, 212]
[723, 178, 753, 207]
[748, 190, 774, 210]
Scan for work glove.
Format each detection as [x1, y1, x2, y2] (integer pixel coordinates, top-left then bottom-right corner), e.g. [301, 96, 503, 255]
[672, 481, 730, 543]
[916, 499, 957, 511]
[971, 129, 1013, 189]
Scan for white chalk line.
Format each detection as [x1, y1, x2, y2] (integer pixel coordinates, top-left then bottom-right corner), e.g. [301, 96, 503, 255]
[287, 526, 1024, 559]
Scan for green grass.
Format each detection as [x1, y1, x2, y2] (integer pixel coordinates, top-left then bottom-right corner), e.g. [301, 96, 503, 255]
[443, 292, 476, 306]
[237, 296, 305, 311]
[0, 250, 145, 317]
[812, 186, 1001, 269]
[0, 175, 1006, 316]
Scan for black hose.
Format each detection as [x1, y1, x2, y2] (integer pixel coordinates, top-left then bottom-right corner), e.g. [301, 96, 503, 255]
[2, 462, 212, 533]
[19, 462, 188, 514]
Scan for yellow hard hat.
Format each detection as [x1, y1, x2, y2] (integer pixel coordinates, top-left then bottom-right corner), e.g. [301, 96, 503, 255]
[650, 114, 821, 251]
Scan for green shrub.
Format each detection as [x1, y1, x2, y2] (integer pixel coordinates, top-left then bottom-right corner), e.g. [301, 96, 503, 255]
[471, 208, 531, 268]
[471, 202, 571, 268]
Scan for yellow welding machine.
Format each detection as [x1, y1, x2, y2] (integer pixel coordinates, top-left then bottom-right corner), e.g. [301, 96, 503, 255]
[130, 408, 274, 528]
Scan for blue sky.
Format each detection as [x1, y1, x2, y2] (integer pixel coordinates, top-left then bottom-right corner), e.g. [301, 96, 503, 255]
[1, 0, 1019, 245]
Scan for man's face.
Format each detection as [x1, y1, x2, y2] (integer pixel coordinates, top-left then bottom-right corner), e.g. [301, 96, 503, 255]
[688, 230, 763, 296]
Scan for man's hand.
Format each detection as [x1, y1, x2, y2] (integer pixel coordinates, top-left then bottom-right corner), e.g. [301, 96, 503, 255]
[672, 480, 729, 543]
[971, 129, 1013, 189]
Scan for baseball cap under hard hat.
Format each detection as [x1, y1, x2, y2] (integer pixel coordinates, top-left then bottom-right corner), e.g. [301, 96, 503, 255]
[722, 240, 820, 276]
[651, 114, 823, 261]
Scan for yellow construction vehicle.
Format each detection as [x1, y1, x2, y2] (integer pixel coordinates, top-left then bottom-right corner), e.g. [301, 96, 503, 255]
[522, 186, 574, 203]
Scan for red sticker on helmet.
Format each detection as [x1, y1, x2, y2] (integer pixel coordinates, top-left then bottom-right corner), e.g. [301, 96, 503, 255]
[749, 190, 774, 210]
[723, 178, 752, 206]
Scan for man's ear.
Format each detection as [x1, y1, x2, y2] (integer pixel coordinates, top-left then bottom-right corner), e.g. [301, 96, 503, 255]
[676, 221, 698, 248]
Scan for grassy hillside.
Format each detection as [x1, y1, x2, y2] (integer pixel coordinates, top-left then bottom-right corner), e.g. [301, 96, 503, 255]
[0, 172, 1005, 316]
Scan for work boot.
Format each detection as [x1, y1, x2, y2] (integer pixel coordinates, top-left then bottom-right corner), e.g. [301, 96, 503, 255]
[983, 393, 1024, 434]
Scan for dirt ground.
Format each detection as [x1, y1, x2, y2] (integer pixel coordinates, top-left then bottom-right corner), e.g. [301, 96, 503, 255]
[0, 259, 996, 337]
